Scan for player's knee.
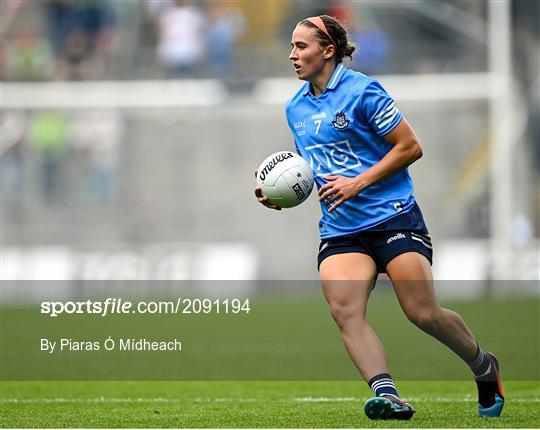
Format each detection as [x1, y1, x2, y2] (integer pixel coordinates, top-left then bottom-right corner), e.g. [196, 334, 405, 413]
[328, 300, 362, 328]
[405, 307, 442, 331]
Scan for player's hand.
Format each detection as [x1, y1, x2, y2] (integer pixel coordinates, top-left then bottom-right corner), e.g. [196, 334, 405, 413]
[254, 169, 281, 210]
[254, 187, 282, 210]
[319, 175, 362, 212]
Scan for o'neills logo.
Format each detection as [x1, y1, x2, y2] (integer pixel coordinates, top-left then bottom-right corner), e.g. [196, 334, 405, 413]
[259, 152, 294, 181]
[387, 232, 406, 244]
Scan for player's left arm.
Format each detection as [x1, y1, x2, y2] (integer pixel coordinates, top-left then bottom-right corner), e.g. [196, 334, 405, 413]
[358, 118, 423, 186]
[319, 118, 423, 211]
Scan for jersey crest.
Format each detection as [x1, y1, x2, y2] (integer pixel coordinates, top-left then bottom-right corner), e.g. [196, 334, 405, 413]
[332, 111, 350, 130]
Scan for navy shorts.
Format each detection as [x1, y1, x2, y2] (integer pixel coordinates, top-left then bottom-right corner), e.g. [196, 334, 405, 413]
[317, 204, 433, 273]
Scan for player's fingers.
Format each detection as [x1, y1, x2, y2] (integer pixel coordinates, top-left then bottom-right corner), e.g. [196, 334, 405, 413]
[323, 175, 339, 181]
[255, 187, 263, 197]
[254, 169, 258, 178]
[324, 193, 340, 206]
[258, 196, 276, 208]
[318, 185, 334, 198]
[259, 198, 281, 210]
[319, 188, 335, 201]
[328, 197, 345, 212]
[318, 183, 332, 195]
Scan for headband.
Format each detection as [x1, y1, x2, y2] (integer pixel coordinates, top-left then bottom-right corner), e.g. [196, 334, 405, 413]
[306, 16, 337, 48]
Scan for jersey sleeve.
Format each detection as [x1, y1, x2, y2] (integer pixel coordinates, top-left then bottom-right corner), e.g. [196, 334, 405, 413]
[360, 79, 403, 136]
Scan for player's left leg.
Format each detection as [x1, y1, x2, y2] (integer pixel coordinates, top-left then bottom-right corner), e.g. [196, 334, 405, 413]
[386, 253, 477, 358]
[386, 252, 504, 417]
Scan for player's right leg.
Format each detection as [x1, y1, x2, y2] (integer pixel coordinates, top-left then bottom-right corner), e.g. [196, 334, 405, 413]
[319, 252, 382, 380]
[319, 252, 415, 420]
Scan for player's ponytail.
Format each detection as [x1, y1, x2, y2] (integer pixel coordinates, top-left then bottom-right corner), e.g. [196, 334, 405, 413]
[299, 15, 356, 63]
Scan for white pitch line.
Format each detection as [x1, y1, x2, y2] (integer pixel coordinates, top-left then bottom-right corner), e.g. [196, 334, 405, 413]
[295, 396, 540, 403]
[1, 397, 182, 404]
[0, 397, 260, 404]
[294, 397, 358, 402]
[194, 398, 258, 402]
[1, 397, 539, 404]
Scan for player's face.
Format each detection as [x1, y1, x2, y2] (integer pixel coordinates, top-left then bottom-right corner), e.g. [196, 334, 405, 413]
[289, 25, 327, 81]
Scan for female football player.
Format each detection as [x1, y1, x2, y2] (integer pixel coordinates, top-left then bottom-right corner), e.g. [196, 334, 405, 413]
[255, 15, 504, 420]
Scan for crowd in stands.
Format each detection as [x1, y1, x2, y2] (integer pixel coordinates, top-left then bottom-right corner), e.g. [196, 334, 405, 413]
[144, 0, 245, 78]
[1, 0, 247, 81]
[1, 0, 396, 82]
[2, 0, 118, 80]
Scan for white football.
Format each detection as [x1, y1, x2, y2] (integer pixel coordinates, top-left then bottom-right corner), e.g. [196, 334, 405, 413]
[256, 151, 314, 208]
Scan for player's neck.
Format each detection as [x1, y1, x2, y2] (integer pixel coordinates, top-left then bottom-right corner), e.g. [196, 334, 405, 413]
[310, 62, 337, 97]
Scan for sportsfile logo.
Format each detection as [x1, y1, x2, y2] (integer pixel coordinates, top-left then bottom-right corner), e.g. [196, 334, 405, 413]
[258, 152, 294, 181]
[304, 139, 362, 177]
[387, 233, 406, 244]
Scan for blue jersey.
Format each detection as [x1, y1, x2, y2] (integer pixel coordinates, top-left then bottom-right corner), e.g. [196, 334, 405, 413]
[285, 64, 416, 239]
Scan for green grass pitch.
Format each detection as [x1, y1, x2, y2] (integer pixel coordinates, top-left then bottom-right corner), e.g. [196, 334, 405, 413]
[1, 380, 539, 427]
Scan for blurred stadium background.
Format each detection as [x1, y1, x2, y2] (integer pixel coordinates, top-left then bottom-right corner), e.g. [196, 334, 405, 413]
[1, 0, 539, 295]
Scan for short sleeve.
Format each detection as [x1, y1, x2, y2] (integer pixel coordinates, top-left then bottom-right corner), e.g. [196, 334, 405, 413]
[360, 79, 403, 136]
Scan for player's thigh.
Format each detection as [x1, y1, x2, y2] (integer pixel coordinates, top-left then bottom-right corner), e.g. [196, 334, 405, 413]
[319, 253, 378, 315]
[386, 251, 440, 315]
